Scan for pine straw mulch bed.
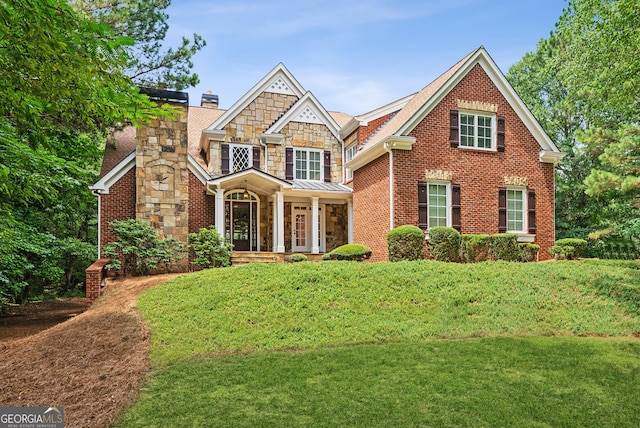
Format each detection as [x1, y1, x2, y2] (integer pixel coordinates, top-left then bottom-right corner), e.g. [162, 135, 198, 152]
[0, 274, 179, 428]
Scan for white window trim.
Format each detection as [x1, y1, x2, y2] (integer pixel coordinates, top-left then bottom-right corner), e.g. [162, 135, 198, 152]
[229, 143, 253, 172]
[294, 148, 323, 181]
[345, 143, 357, 181]
[505, 186, 535, 242]
[427, 180, 452, 230]
[459, 110, 497, 151]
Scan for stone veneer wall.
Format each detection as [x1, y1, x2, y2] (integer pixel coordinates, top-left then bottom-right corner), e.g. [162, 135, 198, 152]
[136, 104, 190, 245]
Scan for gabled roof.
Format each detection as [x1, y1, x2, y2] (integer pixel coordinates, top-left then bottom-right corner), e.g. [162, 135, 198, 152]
[263, 91, 342, 142]
[347, 47, 563, 171]
[339, 93, 415, 139]
[205, 63, 305, 132]
[99, 126, 136, 178]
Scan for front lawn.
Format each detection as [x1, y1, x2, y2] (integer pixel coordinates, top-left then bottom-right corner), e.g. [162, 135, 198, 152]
[115, 260, 640, 427]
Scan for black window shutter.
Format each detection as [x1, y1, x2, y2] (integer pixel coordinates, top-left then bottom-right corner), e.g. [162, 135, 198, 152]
[253, 146, 261, 170]
[498, 187, 507, 233]
[221, 143, 230, 174]
[324, 151, 331, 182]
[285, 148, 294, 180]
[452, 184, 461, 232]
[528, 189, 537, 234]
[418, 182, 428, 229]
[450, 110, 459, 148]
[497, 116, 505, 152]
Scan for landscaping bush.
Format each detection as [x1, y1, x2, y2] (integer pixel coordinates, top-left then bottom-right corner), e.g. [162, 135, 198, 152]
[459, 234, 491, 263]
[103, 219, 186, 275]
[323, 244, 372, 261]
[387, 225, 425, 262]
[189, 226, 233, 268]
[554, 238, 588, 259]
[289, 254, 308, 263]
[586, 236, 640, 260]
[550, 245, 573, 260]
[487, 234, 520, 262]
[426, 227, 460, 262]
[517, 243, 540, 262]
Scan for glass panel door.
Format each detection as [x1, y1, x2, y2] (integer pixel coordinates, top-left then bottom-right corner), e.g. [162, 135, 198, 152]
[292, 207, 308, 252]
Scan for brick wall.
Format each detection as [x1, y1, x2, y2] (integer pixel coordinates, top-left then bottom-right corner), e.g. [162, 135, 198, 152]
[352, 153, 391, 261]
[100, 167, 136, 252]
[358, 112, 396, 146]
[85, 258, 110, 308]
[188, 172, 215, 269]
[391, 64, 555, 260]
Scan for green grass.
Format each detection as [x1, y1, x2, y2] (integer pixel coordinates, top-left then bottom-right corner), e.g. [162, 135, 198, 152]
[138, 260, 640, 365]
[116, 260, 640, 427]
[117, 338, 640, 427]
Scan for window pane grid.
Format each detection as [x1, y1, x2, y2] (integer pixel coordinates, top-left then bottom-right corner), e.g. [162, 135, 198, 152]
[428, 183, 448, 228]
[459, 113, 493, 149]
[232, 146, 250, 172]
[507, 189, 524, 232]
[295, 149, 322, 181]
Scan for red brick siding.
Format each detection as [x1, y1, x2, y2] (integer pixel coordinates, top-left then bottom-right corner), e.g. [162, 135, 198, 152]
[392, 64, 555, 260]
[352, 153, 390, 262]
[100, 167, 136, 253]
[188, 171, 215, 234]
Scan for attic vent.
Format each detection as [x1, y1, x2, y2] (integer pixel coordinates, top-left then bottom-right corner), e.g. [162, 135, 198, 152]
[268, 77, 294, 95]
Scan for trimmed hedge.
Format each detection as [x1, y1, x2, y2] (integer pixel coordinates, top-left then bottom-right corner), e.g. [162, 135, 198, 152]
[323, 244, 372, 262]
[289, 254, 308, 263]
[427, 227, 461, 262]
[460, 234, 491, 263]
[487, 234, 519, 262]
[387, 225, 425, 262]
[551, 238, 588, 260]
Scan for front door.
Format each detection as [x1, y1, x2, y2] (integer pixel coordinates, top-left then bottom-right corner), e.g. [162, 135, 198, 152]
[225, 191, 258, 251]
[292, 206, 308, 252]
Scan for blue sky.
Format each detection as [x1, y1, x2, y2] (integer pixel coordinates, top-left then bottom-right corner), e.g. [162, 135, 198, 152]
[166, 0, 567, 114]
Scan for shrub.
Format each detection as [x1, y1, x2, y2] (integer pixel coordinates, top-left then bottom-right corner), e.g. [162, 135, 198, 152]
[324, 244, 372, 262]
[427, 227, 460, 262]
[586, 236, 639, 260]
[517, 243, 540, 262]
[387, 225, 425, 262]
[103, 219, 186, 275]
[459, 234, 491, 263]
[321, 253, 331, 261]
[188, 226, 233, 268]
[550, 245, 572, 260]
[555, 238, 588, 259]
[487, 234, 519, 261]
[289, 254, 308, 263]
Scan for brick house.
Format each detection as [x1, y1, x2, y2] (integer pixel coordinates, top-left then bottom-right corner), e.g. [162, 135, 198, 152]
[90, 47, 563, 265]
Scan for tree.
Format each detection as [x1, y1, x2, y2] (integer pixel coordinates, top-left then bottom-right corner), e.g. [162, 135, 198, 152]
[70, 0, 205, 90]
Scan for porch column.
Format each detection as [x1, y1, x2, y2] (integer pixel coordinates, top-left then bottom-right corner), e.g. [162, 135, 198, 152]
[271, 195, 277, 252]
[347, 199, 353, 244]
[276, 191, 285, 253]
[311, 196, 320, 254]
[215, 188, 225, 239]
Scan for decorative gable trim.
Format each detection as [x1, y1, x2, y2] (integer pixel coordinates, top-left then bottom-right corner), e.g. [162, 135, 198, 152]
[204, 63, 305, 133]
[264, 92, 342, 141]
[89, 151, 135, 194]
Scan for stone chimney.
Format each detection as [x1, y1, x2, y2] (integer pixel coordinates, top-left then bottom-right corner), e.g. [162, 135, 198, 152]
[136, 89, 189, 248]
[201, 91, 219, 108]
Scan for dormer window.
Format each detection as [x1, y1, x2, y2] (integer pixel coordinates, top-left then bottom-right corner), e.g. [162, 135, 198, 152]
[460, 112, 494, 150]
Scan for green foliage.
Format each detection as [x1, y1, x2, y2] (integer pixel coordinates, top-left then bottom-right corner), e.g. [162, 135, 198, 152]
[323, 244, 372, 262]
[289, 254, 308, 263]
[555, 238, 588, 259]
[586, 235, 640, 260]
[487, 234, 520, 262]
[387, 225, 425, 262]
[460, 234, 491, 263]
[71, 0, 206, 90]
[426, 227, 460, 262]
[517, 243, 540, 262]
[103, 219, 186, 275]
[188, 226, 232, 268]
[550, 245, 573, 260]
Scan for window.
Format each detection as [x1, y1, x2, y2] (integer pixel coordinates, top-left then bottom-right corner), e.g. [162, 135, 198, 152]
[506, 189, 525, 232]
[428, 183, 448, 228]
[295, 149, 322, 181]
[460, 112, 494, 149]
[345, 144, 357, 180]
[230, 144, 251, 172]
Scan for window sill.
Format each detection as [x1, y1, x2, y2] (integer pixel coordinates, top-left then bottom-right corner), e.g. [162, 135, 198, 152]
[457, 146, 497, 153]
[513, 233, 536, 243]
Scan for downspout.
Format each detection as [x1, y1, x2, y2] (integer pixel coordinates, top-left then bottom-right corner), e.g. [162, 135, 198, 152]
[383, 142, 394, 231]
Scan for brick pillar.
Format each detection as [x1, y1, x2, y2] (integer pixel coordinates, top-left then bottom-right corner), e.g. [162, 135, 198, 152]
[85, 258, 110, 308]
[135, 99, 190, 246]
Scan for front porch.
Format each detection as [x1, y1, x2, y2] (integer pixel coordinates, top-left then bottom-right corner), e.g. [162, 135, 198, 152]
[231, 251, 326, 265]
